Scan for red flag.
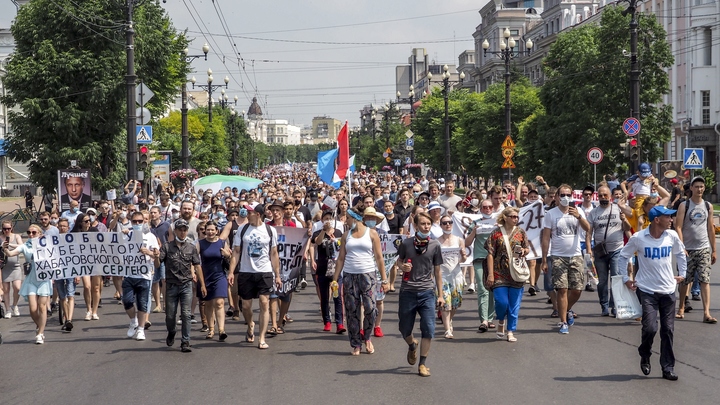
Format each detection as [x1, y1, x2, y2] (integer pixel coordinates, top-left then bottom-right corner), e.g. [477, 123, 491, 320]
[335, 121, 350, 181]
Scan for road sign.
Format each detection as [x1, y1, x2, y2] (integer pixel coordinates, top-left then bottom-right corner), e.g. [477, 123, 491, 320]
[136, 125, 153, 144]
[394, 159, 401, 167]
[405, 157, 411, 164]
[136, 107, 151, 125]
[385, 157, 391, 163]
[382, 152, 389, 158]
[501, 135, 516, 149]
[406, 138, 414, 147]
[231, 165, 239, 171]
[385, 148, 392, 154]
[502, 148, 515, 159]
[587, 147, 603, 164]
[405, 146, 414, 151]
[135, 82, 154, 106]
[683, 148, 704, 169]
[405, 130, 414, 138]
[623, 117, 641, 137]
[501, 157, 516, 169]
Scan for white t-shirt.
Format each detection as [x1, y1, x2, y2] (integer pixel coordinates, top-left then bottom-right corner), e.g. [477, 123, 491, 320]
[543, 206, 586, 257]
[631, 178, 652, 196]
[618, 228, 686, 295]
[137, 232, 160, 280]
[312, 219, 344, 234]
[438, 194, 462, 212]
[233, 224, 278, 273]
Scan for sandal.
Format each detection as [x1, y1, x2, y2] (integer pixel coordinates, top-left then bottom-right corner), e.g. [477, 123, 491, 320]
[675, 312, 685, 319]
[205, 329, 215, 339]
[703, 317, 718, 324]
[365, 341, 375, 354]
[487, 322, 496, 329]
[267, 327, 278, 336]
[283, 315, 293, 323]
[496, 323, 505, 339]
[444, 330, 454, 339]
[219, 330, 228, 342]
[245, 329, 255, 343]
[258, 342, 269, 349]
[276, 326, 285, 334]
[477, 323, 488, 333]
[507, 332, 517, 342]
[351, 347, 361, 356]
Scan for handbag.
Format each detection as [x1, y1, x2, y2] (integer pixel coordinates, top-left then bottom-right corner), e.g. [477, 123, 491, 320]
[500, 226, 530, 283]
[591, 206, 613, 259]
[23, 262, 31, 276]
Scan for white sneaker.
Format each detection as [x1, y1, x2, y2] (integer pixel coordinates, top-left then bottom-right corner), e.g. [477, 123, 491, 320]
[12, 306, 19, 317]
[468, 283, 476, 293]
[91, 314, 100, 320]
[300, 278, 308, 289]
[177, 319, 182, 325]
[127, 322, 138, 338]
[3, 311, 10, 319]
[135, 329, 146, 341]
[35, 334, 44, 344]
[84, 311, 92, 321]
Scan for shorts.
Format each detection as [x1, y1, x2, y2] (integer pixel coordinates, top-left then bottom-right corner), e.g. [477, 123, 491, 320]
[683, 248, 711, 285]
[551, 256, 585, 290]
[153, 263, 166, 283]
[237, 272, 274, 300]
[398, 289, 436, 339]
[55, 278, 77, 299]
[122, 278, 151, 312]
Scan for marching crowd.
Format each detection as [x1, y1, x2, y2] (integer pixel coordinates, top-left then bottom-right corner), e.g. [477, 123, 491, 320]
[0, 162, 713, 380]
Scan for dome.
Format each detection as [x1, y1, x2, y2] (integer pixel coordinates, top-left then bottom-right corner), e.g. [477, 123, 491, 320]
[247, 97, 262, 118]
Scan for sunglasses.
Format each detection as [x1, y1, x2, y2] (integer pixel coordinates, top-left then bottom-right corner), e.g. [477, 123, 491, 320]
[131, 220, 144, 224]
[481, 205, 493, 209]
[582, 193, 592, 197]
[507, 215, 519, 219]
[2, 228, 11, 231]
[440, 221, 453, 225]
[27, 231, 39, 236]
[198, 228, 206, 232]
[559, 193, 573, 198]
[83, 220, 91, 223]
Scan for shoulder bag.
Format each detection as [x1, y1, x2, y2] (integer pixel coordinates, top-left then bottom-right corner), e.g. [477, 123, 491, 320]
[591, 206, 612, 259]
[499, 226, 530, 283]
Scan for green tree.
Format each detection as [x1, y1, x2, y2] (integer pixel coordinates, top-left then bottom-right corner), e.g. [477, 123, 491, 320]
[411, 89, 467, 174]
[1, 0, 189, 193]
[523, 5, 673, 186]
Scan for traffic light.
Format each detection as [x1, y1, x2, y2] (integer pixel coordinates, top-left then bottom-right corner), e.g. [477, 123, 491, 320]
[139, 145, 149, 170]
[619, 142, 628, 158]
[629, 139, 639, 161]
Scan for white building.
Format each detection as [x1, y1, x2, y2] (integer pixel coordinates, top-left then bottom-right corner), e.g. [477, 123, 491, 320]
[266, 119, 301, 145]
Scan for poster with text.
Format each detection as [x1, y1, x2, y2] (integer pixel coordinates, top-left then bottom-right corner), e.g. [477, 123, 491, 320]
[58, 169, 92, 211]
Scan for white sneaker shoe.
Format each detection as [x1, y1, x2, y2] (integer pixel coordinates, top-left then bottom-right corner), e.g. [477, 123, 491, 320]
[91, 314, 100, 320]
[84, 311, 92, 321]
[468, 283, 476, 293]
[3, 310, 10, 319]
[12, 306, 19, 317]
[127, 322, 138, 338]
[35, 334, 44, 344]
[177, 319, 182, 325]
[135, 329, 146, 341]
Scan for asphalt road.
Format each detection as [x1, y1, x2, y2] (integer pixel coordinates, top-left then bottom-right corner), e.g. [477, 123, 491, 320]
[1, 265, 720, 404]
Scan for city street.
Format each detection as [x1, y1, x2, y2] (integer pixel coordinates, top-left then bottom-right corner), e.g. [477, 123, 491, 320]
[2, 258, 720, 404]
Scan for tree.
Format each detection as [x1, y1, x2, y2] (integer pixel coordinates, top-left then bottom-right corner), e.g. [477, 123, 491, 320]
[411, 89, 467, 174]
[522, 5, 673, 187]
[1, 0, 189, 193]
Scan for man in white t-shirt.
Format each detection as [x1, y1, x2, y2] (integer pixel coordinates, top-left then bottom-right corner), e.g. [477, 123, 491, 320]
[541, 184, 590, 335]
[228, 203, 282, 349]
[438, 180, 462, 213]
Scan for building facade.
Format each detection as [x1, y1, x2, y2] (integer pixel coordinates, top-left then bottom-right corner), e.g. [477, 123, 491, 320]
[311, 116, 342, 143]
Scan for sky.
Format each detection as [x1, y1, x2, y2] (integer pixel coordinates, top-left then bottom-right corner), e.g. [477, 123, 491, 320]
[0, 0, 487, 127]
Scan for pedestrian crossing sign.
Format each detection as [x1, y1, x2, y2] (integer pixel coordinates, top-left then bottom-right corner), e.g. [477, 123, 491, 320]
[683, 148, 704, 169]
[136, 125, 153, 144]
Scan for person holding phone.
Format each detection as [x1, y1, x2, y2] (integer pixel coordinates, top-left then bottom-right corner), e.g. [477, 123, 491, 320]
[541, 184, 590, 335]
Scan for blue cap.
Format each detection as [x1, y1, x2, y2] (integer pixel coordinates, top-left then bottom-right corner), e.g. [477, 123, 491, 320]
[648, 206, 676, 221]
[639, 162, 652, 175]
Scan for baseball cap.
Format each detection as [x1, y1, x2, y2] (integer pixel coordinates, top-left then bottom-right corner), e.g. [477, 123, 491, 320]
[253, 204, 266, 215]
[427, 201, 445, 214]
[648, 206, 676, 221]
[639, 162, 652, 176]
[670, 178, 678, 185]
[691, 176, 705, 185]
[174, 219, 189, 229]
[86, 208, 98, 215]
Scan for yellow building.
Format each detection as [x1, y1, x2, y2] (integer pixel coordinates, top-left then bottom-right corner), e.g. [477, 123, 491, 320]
[311, 116, 342, 143]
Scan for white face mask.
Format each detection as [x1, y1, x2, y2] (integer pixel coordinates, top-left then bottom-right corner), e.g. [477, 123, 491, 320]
[89, 215, 96, 223]
[442, 229, 452, 235]
[471, 199, 479, 206]
[481, 193, 487, 199]
[559, 196, 572, 207]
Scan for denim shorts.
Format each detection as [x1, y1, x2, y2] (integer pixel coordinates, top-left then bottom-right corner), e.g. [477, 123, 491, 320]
[55, 278, 77, 299]
[122, 278, 152, 312]
[153, 263, 166, 283]
[398, 289, 436, 339]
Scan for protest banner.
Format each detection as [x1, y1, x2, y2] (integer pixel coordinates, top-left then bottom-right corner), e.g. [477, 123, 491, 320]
[32, 231, 151, 281]
[378, 233, 406, 273]
[452, 201, 545, 260]
[58, 169, 92, 211]
[275, 226, 309, 297]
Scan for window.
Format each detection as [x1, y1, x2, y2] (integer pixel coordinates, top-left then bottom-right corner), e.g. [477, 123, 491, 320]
[703, 28, 712, 66]
[702, 91, 710, 125]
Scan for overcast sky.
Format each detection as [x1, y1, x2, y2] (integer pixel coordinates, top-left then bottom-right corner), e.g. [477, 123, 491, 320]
[1, 0, 486, 127]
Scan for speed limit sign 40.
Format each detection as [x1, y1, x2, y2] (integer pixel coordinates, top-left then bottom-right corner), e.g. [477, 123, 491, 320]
[587, 147, 603, 164]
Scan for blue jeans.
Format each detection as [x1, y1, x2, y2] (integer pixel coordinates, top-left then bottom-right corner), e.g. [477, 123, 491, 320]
[55, 278, 77, 299]
[543, 257, 554, 292]
[595, 249, 622, 311]
[153, 263, 166, 283]
[165, 281, 193, 344]
[398, 289, 436, 339]
[690, 271, 700, 297]
[493, 286, 523, 332]
[122, 278, 151, 313]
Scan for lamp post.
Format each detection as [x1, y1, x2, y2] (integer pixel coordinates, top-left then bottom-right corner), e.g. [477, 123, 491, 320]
[230, 109, 238, 167]
[180, 44, 209, 170]
[382, 101, 399, 149]
[192, 68, 229, 123]
[428, 65, 464, 180]
[396, 85, 417, 116]
[482, 28, 533, 181]
[371, 107, 377, 141]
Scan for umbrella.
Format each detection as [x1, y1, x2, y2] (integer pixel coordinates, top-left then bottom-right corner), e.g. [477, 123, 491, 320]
[192, 175, 263, 194]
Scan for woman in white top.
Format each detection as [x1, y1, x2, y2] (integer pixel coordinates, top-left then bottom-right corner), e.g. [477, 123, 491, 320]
[333, 207, 388, 356]
[1, 220, 24, 318]
[427, 201, 445, 239]
[437, 215, 467, 338]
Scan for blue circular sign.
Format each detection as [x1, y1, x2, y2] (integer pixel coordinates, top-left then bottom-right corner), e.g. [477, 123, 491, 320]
[623, 117, 641, 137]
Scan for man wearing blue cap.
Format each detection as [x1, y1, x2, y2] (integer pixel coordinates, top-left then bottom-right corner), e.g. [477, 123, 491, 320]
[618, 205, 686, 381]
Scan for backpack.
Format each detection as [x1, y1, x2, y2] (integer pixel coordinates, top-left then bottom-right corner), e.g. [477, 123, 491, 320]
[235, 223, 274, 271]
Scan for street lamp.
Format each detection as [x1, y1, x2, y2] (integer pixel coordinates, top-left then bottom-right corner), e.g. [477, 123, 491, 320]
[382, 101, 399, 149]
[230, 109, 238, 167]
[482, 28, 533, 181]
[180, 44, 211, 169]
[431, 65, 465, 180]
[192, 68, 230, 123]
[371, 107, 378, 141]
[396, 85, 416, 116]
[218, 91, 238, 110]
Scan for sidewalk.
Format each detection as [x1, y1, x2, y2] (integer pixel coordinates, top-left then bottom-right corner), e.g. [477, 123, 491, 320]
[0, 196, 43, 216]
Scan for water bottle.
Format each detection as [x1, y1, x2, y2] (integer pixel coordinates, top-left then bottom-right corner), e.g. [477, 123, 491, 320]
[402, 259, 412, 282]
[330, 280, 339, 298]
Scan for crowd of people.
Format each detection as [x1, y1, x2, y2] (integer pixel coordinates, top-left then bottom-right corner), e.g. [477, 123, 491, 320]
[0, 162, 712, 380]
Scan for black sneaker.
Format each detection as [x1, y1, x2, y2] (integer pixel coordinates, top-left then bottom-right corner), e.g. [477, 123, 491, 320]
[144, 321, 151, 330]
[641, 358, 651, 375]
[166, 331, 176, 347]
[200, 324, 209, 333]
[65, 321, 73, 332]
[685, 298, 693, 312]
[50, 302, 59, 312]
[585, 284, 595, 292]
[180, 341, 192, 352]
[528, 286, 537, 296]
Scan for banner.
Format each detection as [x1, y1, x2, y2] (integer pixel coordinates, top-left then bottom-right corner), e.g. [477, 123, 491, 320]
[151, 154, 171, 183]
[32, 232, 151, 281]
[275, 226, 310, 297]
[58, 169, 92, 211]
[378, 233, 406, 273]
[451, 201, 545, 260]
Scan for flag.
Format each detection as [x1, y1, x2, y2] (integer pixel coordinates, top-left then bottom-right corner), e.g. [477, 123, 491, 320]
[333, 121, 350, 183]
[317, 149, 342, 189]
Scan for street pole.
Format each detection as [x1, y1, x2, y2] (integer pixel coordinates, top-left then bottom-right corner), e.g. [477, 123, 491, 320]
[628, 0, 641, 167]
[504, 53, 512, 182]
[125, 0, 137, 181]
[181, 82, 189, 169]
[443, 78, 451, 179]
[231, 113, 237, 167]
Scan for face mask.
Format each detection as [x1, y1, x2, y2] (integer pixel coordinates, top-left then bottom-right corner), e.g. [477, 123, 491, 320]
[294, 199, 301, 206]
[559, 196, 572, 207]
[383, 193, 390, 200]
[365, 220, 377, 228]
[613, 198, 619, 204]
[120, 211, 127, 219]
[416, 231, 430, 239]
[89, 215, 96, 222]
[171, 212, 179, 220]
[650, 192, 659, 198]
[599, 199, 610, 206]
[175, 235, 188, 243]
[239, 208, 248, 218]
[224, 193, 230, 197]
[481, 193, 487, 199]
[413, 192, 420, 198]
[471, 198, 479, 206]
[384, 210, 393, 215]
[142, 223, 150, 234]
[132, 224, 143, 232]
[217, 212, 226, 219]
[72, 207, 79, 213]
[442, 229, 453, 235]
[640, 172, 650, 178]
